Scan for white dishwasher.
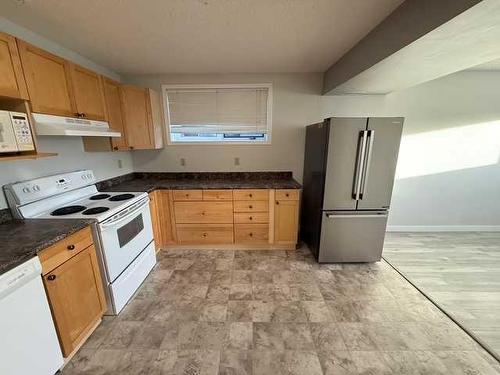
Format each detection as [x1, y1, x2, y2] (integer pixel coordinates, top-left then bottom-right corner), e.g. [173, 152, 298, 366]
[0, 257, 63, 375]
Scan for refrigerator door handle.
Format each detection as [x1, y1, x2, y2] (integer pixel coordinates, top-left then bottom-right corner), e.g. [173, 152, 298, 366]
[352, 130, 368, 200]
[325, 212, 388, 219]
[360, 130, 375, 200]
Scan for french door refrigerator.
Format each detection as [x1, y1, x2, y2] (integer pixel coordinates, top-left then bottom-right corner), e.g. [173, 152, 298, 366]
[301, 117, 403, 263]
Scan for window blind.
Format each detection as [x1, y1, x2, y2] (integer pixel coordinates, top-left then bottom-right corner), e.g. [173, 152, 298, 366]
[166, 87, 269, 134]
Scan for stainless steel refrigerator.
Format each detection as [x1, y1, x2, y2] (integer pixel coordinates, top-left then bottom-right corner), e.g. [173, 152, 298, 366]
[301, 117, 403, 263]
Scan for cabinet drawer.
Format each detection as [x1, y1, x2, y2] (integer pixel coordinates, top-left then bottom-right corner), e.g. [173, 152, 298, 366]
[176, 224, 234, 244]
[233, 189, 269, 201]
[174, 201, 233, 223]
[234, 212, 269, 224]
[275, 189, 300, 201]
[203, 189, 233, 201]
[233, 200, 269, 213]
[173, 190, 203, 201]
[235, 224, 269, 244]
[39, 226, 93, 275]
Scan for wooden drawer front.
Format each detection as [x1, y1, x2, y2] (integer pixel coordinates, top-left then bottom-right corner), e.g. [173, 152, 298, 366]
[39, 226, 93, 275]
[177, 224, 234, 244]
[275, 189, 300, 201]
[174, 201, 233, 223]
[235, 224, 269, 244]
[233, 189, 269, 201]
[233, 200, 269, 213]
[173, 190, 203, 201]
[234, 212, 269, 224]
[203, 190, 233, 201]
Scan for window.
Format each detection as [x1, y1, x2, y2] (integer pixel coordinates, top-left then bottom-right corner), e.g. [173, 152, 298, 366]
[163, 84, 272, 144]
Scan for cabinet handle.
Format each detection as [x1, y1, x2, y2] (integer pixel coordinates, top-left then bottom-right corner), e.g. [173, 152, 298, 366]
[276, 201, 280, 205]
[47, 275, 56, 281]
[249, 216, 253, 221]
[249, 194, 253, 198]
[202, 233, 208, 237]
[249, 205, 253, 209]
[249, 232, 253, 237]
[286, 193, 290, 197]
[129, 146, 134, 150]
[67, 244, 75, 250]
[113, 146, 118, 151]
[201, 211, 206, 216]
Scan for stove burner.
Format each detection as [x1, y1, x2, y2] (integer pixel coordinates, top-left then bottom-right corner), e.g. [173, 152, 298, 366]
[109, 193, 135, 202]
[89, 194, 111, 200]
[51, 205, 86, 216]
[82, 207, 110, 215]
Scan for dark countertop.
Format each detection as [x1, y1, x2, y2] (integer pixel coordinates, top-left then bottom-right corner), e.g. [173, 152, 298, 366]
[0, 219, 94, 275]
[97, 172, 302, 193]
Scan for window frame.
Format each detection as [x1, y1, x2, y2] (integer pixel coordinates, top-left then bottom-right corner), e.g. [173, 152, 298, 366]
[162, 83, 273, 145]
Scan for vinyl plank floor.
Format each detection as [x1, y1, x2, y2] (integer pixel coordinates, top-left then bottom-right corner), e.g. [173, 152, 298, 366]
[384, 232, 500, 356]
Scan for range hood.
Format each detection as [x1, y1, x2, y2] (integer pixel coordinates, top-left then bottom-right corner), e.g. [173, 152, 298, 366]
[32, 113, 122, 137]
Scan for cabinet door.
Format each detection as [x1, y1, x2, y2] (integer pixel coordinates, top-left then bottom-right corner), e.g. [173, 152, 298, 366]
[103, 78, 128, 150]
[158, 190, 176, 245]
[43, 245, 106, 357]
[70, 64, 107, 120]
[0, 32, 28, 99]
[120, 85, 153, 149]
[274, 199, 299, 245]
[17, 40, 76, 116]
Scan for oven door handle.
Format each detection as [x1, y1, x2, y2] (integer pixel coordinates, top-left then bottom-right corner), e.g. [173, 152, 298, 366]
[100, 197, 149, 228]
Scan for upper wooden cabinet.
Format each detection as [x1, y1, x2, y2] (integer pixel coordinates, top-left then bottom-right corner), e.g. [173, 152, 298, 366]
[0, 32, 28, 99]
[70, 64, 107, 120]
[103, 78, 128, 150]
[17, 40, 76, 117]
[120, 85, 164, 150]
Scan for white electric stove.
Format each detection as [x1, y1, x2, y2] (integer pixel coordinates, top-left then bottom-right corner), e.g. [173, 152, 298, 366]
[3, 170, 156, 314]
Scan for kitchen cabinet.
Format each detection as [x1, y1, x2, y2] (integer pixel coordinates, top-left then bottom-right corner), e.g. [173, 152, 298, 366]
[153, 188, 299, 249]
[38, 227, 106, 358]
[69, 64, 107, 120]
[149, 190, 176, 250]
[104, 77, 128, 150]
[274, 190, 300, 246]
[0, 31, 28, 99]
[120, 85, 164, 150]
[17, 40, 76, 117]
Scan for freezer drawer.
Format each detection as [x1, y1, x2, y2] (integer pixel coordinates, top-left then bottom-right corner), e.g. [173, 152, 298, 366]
[318, 210, 388, 263]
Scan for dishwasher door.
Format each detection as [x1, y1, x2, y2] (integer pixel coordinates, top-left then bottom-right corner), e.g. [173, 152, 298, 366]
[318, 210, 388, 263]
[0, 257, 63, 375]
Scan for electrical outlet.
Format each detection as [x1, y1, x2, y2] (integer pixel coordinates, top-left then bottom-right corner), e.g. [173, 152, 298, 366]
[234, 157, 240, 166]
[117, 159, 123, 169]
[180, 158, 186, 166]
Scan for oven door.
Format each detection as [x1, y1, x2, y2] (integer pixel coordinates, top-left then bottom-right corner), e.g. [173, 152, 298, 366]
[98, 197, 154, 282]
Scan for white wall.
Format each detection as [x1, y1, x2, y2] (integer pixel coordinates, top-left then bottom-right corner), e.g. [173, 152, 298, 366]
[125, 73, 324, 181]
[321, 71, 500, 230]
[0, 19, 133, 209]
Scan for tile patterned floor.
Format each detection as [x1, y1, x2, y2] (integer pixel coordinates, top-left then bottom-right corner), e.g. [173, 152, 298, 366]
[63, 246, 500, 374]
[384, 232, 500, 357]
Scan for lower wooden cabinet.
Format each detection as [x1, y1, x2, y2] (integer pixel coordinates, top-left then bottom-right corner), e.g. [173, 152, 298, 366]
[38, 227, 106, 358]
[149, 190, 176, 250]
[149, 188, 300, 250]
[274, 198, 300, 245]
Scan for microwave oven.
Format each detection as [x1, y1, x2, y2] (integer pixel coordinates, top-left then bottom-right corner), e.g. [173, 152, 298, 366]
[0, 110, 35, 153]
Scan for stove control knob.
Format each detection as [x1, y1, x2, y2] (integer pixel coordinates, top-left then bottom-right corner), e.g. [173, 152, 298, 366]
[22, 187, 30, 193]
[33, 185, 40, 192]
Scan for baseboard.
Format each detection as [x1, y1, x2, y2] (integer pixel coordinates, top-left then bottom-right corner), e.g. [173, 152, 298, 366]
[386, 225, 500, 232]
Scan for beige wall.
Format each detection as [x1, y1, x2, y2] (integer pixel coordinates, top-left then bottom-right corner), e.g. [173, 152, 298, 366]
[125, 73, 324, 181]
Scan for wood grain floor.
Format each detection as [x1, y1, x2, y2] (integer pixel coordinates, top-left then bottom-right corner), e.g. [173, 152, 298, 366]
[384, 232, 500, 358]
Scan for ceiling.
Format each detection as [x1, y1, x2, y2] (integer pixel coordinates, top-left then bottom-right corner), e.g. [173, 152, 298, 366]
[468, 58, 500, 71]
[0, 0, 403, 75]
